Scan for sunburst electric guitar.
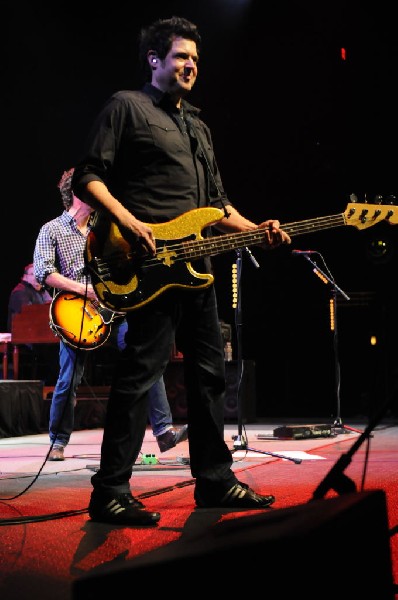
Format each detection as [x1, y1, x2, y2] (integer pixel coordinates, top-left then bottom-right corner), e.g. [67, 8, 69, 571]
[49, 291, 122, 350]
[84, 202, 398, 312]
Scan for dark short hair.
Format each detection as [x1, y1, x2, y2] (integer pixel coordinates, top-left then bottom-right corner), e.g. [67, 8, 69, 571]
[57, 167, 74, 210]
[138, 16, 201, 81]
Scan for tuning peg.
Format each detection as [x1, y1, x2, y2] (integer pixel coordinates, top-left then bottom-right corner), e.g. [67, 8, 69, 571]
[373, 194, 383, 204]
[349, 193, 358, 203]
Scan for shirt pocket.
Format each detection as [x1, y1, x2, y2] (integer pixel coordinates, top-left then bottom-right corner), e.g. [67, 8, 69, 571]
[148, 121, 186, 154]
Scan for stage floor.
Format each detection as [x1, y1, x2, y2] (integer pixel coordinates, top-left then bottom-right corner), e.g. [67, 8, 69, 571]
[1, 418, 398, 600]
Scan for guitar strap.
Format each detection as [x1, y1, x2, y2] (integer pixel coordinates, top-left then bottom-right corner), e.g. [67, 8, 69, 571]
[185, 114, 230, 219]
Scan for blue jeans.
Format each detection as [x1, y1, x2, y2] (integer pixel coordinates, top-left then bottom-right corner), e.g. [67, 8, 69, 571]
[49, 341, 85, 447]
[49, 319, 173, 447]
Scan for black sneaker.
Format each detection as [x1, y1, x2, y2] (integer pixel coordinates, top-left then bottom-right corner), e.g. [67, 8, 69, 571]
[195, 483, 275, 509]
[156, 425, 188, 453]
[88, 492, 160, 526]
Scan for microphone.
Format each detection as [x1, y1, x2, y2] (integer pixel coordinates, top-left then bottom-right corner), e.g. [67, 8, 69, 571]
[291, 250, 318, 255]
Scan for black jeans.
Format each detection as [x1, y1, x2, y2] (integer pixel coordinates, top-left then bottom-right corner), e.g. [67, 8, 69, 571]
[91, 284, 234, 495]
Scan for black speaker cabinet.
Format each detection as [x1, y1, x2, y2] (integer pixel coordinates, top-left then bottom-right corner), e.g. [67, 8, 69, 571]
[164, 360, 257, 422]
[73, 490, 394, 600]
[0, 380, 43, 438]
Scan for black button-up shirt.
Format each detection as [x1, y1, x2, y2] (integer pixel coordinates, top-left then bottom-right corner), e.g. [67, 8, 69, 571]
[73, 83, 231, 224]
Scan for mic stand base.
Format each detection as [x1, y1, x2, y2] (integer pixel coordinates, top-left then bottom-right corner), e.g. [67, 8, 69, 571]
[331, 416, 365, 436]
[232, 434, 248, 450]
[232, 436, 302, 464]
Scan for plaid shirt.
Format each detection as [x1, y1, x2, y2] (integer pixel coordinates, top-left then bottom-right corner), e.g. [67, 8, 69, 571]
[33, 211, 91, 287]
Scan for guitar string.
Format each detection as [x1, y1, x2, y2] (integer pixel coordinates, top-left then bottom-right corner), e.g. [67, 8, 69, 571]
[92, 213, 346, 271]
[92, 207, 393, 273]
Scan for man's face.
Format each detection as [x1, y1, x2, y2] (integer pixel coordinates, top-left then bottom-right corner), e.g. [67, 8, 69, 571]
[24, 268, 42, 291]
[151, 37, 198, 97]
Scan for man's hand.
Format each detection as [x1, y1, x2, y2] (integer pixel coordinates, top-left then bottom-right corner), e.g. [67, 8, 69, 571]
[258, 219, 291, 248]
[84, 285, 99, 302]
[84, 180, 157, 255]
[117, 214, 156, 255]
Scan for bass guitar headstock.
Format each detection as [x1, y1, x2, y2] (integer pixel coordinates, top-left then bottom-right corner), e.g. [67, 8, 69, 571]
[344, 193, 398, 229]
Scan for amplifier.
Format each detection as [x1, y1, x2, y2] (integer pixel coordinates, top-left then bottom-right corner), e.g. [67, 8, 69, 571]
[272, 424, 336, 439]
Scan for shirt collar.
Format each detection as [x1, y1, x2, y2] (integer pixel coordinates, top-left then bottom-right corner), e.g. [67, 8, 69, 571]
[142, 83, 201, 118]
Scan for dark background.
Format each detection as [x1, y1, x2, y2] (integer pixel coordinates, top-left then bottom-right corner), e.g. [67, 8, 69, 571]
[3, 0, 398, 419]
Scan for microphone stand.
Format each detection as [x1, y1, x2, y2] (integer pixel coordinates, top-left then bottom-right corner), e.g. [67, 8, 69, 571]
[231, 248, 302, 464]
[296, 252, 363, 435]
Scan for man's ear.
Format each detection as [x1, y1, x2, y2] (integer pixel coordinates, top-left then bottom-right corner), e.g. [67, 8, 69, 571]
[148, 52, 158, 66]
